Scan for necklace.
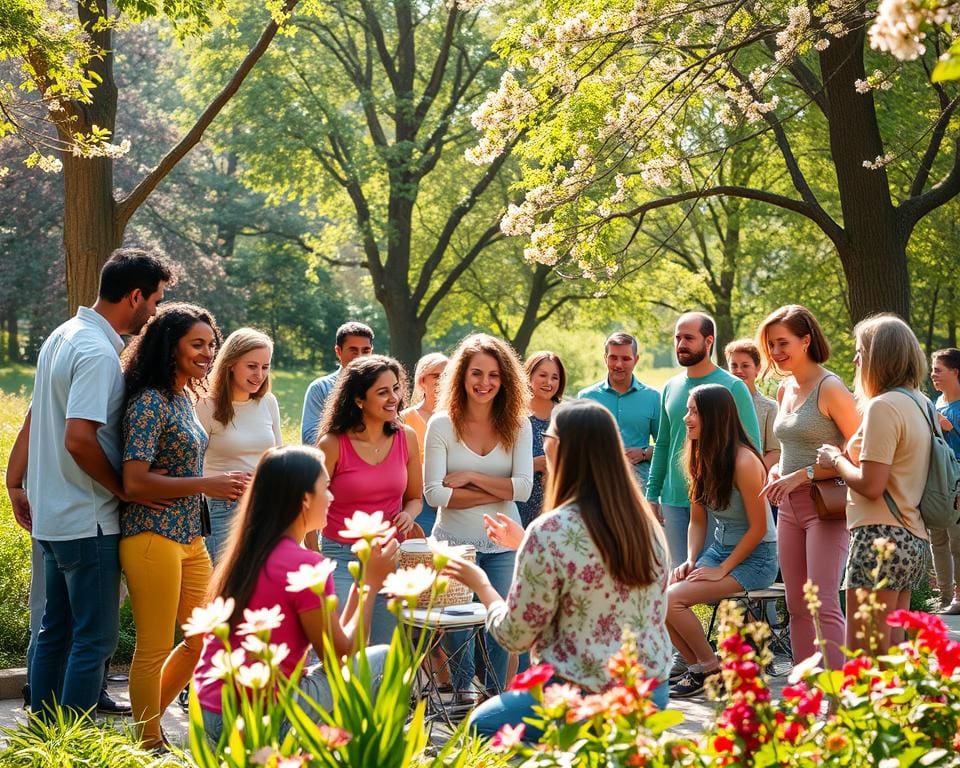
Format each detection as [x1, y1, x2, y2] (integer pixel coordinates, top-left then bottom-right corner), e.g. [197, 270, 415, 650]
[352, 433, 389, 454]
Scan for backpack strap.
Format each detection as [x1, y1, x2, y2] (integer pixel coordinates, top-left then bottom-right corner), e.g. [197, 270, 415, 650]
[883, 489, 906, 526]
[892, 387, 939, 436]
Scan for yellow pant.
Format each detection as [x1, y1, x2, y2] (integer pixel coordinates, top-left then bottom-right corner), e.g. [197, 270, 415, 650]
[120, 532, 211, 748]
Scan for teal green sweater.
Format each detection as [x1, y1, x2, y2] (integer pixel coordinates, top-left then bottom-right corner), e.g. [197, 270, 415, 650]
[645, 367, 761, 507]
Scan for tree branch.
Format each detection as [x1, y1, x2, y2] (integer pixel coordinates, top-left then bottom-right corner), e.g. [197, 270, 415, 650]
[909, 95, 960, 198]
[115, 0, 300, 232]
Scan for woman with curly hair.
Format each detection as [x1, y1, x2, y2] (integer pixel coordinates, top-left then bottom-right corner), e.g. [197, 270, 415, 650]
[424, 333, 533, 700]
[119, 303, 248, 750]
[195, 328, 282, 564]
[316, 355, 422, 644]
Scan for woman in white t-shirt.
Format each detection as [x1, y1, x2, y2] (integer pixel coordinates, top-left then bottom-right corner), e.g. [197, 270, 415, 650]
[196, 328, 283, 564]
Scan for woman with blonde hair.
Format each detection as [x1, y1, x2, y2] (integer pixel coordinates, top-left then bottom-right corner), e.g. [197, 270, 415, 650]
[444, 399, 670, 735]
[424, 333, 533, 700]
[817, 315, 932, 653]
[196, 328, 282, 564]
[400, 352, 449, 536]
[756, 304, 860, 670]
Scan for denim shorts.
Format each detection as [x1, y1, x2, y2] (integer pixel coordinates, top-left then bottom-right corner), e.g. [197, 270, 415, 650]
[697, 540, 779, 592]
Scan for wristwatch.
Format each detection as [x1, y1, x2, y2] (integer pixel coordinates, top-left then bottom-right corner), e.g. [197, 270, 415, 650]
[805, 465, 815, 481]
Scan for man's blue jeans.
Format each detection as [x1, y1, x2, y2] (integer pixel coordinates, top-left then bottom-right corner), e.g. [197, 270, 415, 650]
[446, 549, 515, 693]
[30, 529, 121, 717]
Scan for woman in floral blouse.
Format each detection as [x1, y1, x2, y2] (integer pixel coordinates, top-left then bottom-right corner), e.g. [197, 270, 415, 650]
[445, 399, 671, 738]
[119, 303, 248, 750]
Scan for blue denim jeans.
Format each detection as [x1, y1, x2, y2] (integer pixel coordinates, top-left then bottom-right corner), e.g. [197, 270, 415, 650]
[30, 529, 121, 716]
[661, 505, 717, 571]
[204, 498, 238, 566]
[445, 549, 516, 693]
[469, 679, 670, 738]
[417, 497, 437, 538]
[320, 538, 396, 645]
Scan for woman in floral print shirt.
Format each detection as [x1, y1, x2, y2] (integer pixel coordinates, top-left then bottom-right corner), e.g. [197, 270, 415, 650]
[119, 303, 248, 750]
[445, 399, 671, 738]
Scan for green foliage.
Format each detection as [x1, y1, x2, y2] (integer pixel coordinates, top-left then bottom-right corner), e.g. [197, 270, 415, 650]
[0, 391, 30, 668]
[0, 708, 182, 767]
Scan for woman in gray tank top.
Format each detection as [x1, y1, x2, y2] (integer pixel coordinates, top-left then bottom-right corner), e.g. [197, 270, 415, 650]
[757, 306, 860, 671]
[666, 384, 778, 698]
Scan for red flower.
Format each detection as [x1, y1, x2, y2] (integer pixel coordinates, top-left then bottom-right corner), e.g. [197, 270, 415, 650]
[781, 683, 807, 701]
[936, 639, 960, 676]
[796, 689, 823, 717]
[783, 720, 805, 744]
[509, 663, 555, 692]
[713, 735, 736, 753]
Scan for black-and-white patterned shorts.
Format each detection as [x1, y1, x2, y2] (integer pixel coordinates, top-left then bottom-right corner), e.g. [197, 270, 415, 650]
[844, 524, 929, 592]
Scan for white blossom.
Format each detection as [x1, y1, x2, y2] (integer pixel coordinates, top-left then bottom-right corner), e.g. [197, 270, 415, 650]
[236, 606, 285, 637]
[286, 560, 337, 594]
[182, 597, 235, 637]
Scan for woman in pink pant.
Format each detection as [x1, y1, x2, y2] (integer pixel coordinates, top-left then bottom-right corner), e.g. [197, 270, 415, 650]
[757, 306, 860, 670]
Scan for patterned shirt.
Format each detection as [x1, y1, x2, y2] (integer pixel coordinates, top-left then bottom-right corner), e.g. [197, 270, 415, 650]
[486, 503, 672, 691]
[122, 388, 208, 543]
[516, 414, 549, 528]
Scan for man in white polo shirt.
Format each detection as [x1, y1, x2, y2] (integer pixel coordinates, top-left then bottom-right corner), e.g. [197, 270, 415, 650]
[5, 249, 172, 718]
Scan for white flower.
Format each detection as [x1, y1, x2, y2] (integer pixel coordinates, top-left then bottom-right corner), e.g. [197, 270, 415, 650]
[339, 510, 393, 541]
[241, 635, 290, 668]
[426, 536, 471, 567]
[788, 651, 824, 683]
[204, 648, 247, 681]
[182, 597, 235, 637]
[236, 606, 285, 636]
[286, 560, 337, 594]
[380, 564, 438, 600]
[236, 662, 272, 690]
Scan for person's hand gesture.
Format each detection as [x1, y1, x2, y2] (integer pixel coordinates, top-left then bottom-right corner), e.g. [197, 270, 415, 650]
[483, 513, 524, 550]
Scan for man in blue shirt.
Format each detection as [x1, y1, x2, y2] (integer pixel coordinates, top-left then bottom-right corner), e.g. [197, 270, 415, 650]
[300, 321, 374, 444]
[578, 331, 660, 488]
[931, 348, 960, 613]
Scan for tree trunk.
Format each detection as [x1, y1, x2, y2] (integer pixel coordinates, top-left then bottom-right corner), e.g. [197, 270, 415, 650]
[819, 24, 911, 323]
[61, 0, 119, 314]
[4, 306, 19, 362]
[509, 264, 552, 357]
[381, 292, 424, 378]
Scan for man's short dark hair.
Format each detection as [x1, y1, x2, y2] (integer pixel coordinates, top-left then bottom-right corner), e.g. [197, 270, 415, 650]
[336, 322, 375, 348]
[99, 248, 175, 302]
[680, 311, 715, 339]
[604, 331, 638, 356]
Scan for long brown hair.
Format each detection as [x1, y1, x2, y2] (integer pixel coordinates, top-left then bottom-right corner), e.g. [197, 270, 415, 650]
[318, 355, 406, 438]
[543, 400, 664, 587]
[207, 328, 273, 426]
[439, 333, 529, 451]
[208, 446, 327, 627]
[684, 384, 762, 510]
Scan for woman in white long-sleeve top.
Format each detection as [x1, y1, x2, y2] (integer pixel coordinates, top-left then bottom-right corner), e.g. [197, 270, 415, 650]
[424, 333, 533, 701]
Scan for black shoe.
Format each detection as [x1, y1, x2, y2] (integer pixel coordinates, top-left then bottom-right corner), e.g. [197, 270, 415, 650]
[177, 685, 190, 712]
[97, 691, 132, 715]
[668, 656, 689, 683]
[670, 670, 708, 699]
[22, 683, 30, 708]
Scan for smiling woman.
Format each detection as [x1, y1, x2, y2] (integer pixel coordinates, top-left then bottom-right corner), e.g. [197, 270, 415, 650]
[118, 302, 249, 751]
[315, 355, 423, 644]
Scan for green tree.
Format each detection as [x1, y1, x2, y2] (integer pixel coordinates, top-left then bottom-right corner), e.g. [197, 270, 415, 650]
[469, 0, 960, 325]
[194, 0, 540, 370]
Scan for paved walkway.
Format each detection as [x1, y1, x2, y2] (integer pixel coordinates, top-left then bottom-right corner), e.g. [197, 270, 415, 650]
[3, 613, 958, 751]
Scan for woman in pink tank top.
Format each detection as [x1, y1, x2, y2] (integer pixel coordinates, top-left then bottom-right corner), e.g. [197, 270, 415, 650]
[315, 355, 422, 644]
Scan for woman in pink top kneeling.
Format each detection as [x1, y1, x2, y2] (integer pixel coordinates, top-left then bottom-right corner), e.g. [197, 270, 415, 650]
[316, 356, 422, 644]
[192, 445, 398, 744]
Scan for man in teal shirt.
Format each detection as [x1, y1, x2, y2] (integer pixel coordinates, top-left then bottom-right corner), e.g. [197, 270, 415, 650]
[578, 331, 660, 487]
[646, 313, 761, 569]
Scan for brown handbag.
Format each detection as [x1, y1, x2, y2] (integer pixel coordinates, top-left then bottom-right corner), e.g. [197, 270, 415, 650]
[810, 477, 848, 520]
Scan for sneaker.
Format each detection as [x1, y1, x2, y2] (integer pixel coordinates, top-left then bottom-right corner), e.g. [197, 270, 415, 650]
[177, 685, 190, 711]
[942, 600, 960, 615]
[668, 656, 689, 683]
[670, 670, 708, 699]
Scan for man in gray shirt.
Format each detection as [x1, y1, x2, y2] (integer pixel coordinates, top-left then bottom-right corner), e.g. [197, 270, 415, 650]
[5, 249, 172, 718]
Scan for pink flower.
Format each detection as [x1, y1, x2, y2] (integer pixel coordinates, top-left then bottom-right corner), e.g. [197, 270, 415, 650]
[508, 663, 555, 692]
[490, 722, 525, 751]
[318, 724, 352, 748]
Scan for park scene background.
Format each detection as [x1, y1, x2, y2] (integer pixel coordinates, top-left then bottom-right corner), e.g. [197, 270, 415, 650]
[3, 0, 960, 764]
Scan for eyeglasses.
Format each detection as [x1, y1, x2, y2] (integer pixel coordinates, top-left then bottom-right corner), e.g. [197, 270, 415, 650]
[543, 432, 558, 440]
